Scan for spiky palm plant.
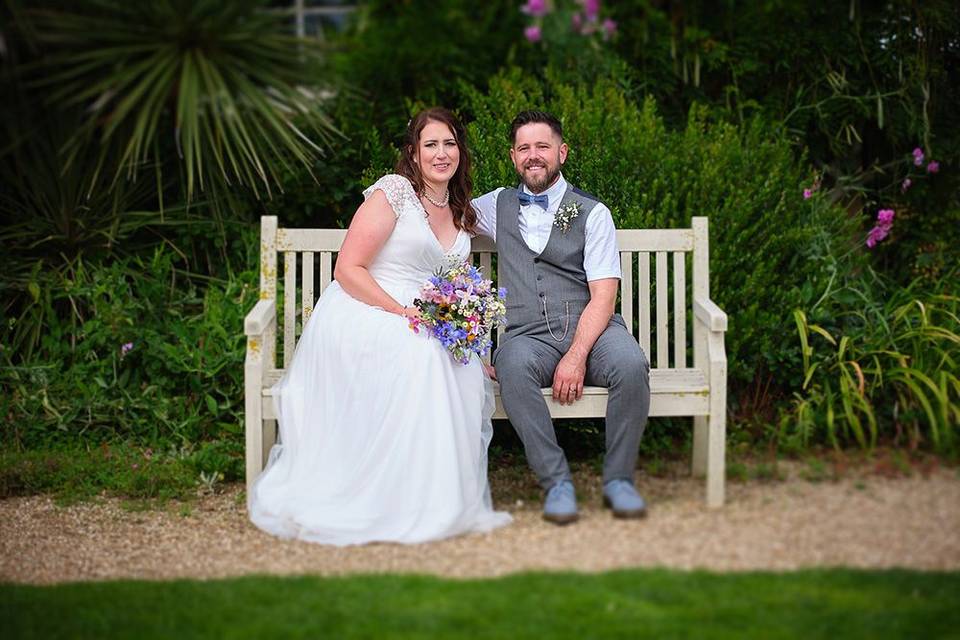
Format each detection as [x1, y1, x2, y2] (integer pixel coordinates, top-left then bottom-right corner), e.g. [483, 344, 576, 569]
[24, 0, 338, 206]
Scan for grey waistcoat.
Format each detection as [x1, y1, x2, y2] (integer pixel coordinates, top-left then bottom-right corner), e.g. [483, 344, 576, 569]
[496, 185, 601, 343]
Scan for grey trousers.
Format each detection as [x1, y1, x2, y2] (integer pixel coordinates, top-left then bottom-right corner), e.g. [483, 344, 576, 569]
[493, 316, 651, 490]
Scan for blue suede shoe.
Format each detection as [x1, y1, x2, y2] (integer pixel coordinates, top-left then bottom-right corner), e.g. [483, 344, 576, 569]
[603, 479, 647, 519]
[543, 480, 579, 525]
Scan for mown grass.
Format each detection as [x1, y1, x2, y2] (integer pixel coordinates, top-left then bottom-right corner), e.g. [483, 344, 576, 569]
[3, 569, 957, 639]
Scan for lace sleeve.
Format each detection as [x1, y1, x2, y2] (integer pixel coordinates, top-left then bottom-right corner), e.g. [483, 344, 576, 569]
[362, 174, 415, 220]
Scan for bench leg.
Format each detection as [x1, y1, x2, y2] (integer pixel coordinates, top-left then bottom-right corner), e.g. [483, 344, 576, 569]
[244, 363, 264, 494]
[692, 416, 707, 477]
[262, 419, 277, 467]
[706, 410, 725, 508]
[692, 412, 725, 507]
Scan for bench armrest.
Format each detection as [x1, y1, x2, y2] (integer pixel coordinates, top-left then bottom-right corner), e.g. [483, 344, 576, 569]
[244, 299, 276, 336]
[693, 297, 728, 332]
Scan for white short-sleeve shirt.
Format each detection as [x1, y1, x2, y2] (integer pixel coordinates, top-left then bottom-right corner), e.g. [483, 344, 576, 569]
[471, 174, 621, 281]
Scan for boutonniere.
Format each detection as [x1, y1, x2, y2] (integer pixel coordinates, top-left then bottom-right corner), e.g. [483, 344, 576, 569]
[554, 202, 582, 233]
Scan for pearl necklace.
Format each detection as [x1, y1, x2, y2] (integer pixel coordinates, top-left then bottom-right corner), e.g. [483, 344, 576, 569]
[421, 188, 449, 208]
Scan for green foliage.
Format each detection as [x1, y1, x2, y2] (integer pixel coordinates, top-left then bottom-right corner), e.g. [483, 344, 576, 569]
[461, 68, 856, 388]
[261, 95, 399, 229]
[0, 443, 200, 504]
[4, 570, 960, 639]
[609, 1, 960, 175]
[0, 0, 955, 463]
[1, 0, 338, 241]
[329, 0, 524, 137]
[608, 1, 960, 294]
[0, 241, 255, 476]
[515, 0, 623, 82]
[783, 270, 960, 455]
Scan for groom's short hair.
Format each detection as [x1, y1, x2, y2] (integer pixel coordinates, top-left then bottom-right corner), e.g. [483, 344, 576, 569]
[510, 111, 563, 145]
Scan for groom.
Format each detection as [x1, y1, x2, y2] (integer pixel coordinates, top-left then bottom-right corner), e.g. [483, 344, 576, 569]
[472, 110, 651, 525]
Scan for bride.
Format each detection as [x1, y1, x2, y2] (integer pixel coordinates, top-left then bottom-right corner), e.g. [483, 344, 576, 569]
[248, 107, 512, 545]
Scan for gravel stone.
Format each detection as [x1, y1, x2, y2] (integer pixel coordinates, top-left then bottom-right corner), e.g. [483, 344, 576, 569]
[2, 466, 958, 584]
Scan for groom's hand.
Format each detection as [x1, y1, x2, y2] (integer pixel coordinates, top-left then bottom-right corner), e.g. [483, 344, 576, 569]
[552, 353, 586, 405]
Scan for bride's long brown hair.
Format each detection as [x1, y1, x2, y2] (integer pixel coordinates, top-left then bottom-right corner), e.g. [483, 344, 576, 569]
[395, 107, 477, 233]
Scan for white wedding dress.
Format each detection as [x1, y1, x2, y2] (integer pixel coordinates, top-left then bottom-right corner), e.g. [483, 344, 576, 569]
[248, 174, 512, 546]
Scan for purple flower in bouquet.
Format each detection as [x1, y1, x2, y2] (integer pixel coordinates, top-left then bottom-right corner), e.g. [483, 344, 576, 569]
[409, 261, 508, 365]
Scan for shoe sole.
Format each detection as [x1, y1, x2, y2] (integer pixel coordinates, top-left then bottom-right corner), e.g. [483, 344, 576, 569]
[603, 495, 647, 519]
[542, 512, 579, 525]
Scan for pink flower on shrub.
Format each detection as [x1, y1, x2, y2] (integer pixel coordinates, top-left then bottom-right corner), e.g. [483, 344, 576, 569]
[121, 342, 134, 357]
[866, 208, 895, 249]
[901, 178, 912, 192]
[866, 226, 888, 248]
[583, 0, 601, 20]
[524, 25, 542, 43]
[803, 188, 813, 199]
[521, 0, 549, 17]
[912, 147, 924, 166]
[876, 208, 895, 226]
[602, 18, 617, 39]
[572, 12, 583, 33]
[926, 160, 940, 174]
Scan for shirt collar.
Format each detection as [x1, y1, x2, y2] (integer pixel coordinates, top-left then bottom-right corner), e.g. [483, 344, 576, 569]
[520, 172, 567, 211]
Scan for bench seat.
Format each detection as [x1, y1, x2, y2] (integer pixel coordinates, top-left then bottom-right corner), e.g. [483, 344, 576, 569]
[260, 368, 710, 419]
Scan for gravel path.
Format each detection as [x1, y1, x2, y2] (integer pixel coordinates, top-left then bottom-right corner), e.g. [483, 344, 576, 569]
[2, 466, 959, 585]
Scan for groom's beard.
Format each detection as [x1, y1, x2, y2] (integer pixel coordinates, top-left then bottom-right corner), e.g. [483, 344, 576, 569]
[518, 162, 560, 194]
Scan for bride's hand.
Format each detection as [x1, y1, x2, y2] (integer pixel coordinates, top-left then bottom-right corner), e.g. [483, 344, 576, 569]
[399, 306, 421, 319]
[483, 364, 497, 380]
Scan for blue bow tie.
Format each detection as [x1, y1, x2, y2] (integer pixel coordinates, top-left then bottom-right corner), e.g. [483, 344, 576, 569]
[518, 191, 549, 209]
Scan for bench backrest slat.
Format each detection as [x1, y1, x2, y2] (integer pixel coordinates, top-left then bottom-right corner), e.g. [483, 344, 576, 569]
[319, 251, 333, 297]
[283, 252, 297, 368]
[619, 252, 633, 341]
[302, 251, 314, 324]
[655, 251, 670, 368]
[639, 251, 651, 359]
[673, 251, 687, 368]
[261, 218, 708, 371]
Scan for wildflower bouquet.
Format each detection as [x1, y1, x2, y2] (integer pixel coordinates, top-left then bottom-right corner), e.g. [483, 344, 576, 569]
[408, 261, 507, 365]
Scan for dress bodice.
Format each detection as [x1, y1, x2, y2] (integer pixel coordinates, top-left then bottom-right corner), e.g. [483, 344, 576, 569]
[362, 174, 470, 304]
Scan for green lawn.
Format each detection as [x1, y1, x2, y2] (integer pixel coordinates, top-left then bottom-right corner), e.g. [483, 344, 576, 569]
[3, 569, 958, 639]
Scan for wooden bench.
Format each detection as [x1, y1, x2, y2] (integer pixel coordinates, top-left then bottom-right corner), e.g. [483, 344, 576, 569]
[244, 216, 729, 506]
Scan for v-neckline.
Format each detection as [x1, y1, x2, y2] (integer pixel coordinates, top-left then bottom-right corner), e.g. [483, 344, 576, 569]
[413, 197, 464, 254]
